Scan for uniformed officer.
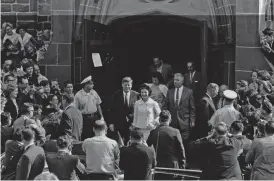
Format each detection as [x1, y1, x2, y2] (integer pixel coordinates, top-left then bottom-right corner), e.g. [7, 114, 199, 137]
[74, 76, 104, 140]
[209, 90, 241, 128]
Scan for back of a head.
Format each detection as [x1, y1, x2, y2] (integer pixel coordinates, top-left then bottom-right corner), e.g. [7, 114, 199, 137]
[57, 135, 73, 149]
[230, 121, 244, 133]
[21, 128, 35, 142]
[215, 122, 228, 136]
[93, 120, 107, 132]
[265, 121, 274, 135]
[159, 110, 171, 123]
[62, 93, 74, 104]
[34, 172, 59, 181]
[130, 127, 144, 141]
[21, 102, 33, 115]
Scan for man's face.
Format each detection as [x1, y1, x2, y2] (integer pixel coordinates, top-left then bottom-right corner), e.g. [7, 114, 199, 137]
[44, 84, 50, 93]
[26, 67, 33, 75]
[86, 82, 94, 91]
[174, 75, 184, 88]
[153, 58, 162, 68]
[61, 97, 67, 108]
[187, 62, 194, 72]
[65, 84, 73, 94]
[4, 60, 12, 71]
[19, 29, 25, 37]
[219, 86, 227, 97]
[211, 87, 219, 98]
[33, 65, 40, 75]
[51, 81, 59, 89]
[5, 26, 12, 35]
[5, 76, 16, 84]
[28, 106, 34, 118]
[122, 81, 132, 93]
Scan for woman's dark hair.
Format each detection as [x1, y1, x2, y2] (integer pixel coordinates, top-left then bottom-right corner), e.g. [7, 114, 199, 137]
[1, 112, 10, 126]
[139, 84, 152, 96]
[258, 70, 270, 81]
[13, 128, 22, 141]
[151, 72, 164, 84]
[262, 100, 273, 114]
[16, 25, 27, 34]
[22, 62, 33, 72]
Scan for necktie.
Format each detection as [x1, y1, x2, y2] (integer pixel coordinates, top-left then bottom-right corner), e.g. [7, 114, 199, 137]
[125, 92, 129, 107]
[176, 88, 180, 106]
[190, 73, 192, 83]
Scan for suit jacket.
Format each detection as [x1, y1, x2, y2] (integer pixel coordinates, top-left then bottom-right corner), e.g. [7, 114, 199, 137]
[184, 71, 202, 102]
[110, 90, 139, 130]
[120, 143, 156, 180]
[196, 94, 216, 138]
[59, 105, 83, 141]
[163, 87, 195, 140]
[192, 136, 244, 180]
[46, 151, 86, 180]
[16, 144, 45, 180]
[147, 125, 186, 168]
[4, 99, 18, 123]
[149, 63, 173, 84]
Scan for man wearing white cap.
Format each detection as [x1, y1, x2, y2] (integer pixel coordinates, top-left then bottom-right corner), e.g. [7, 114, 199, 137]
[74, 75, 104, 140]
[209, 90, 241, 128]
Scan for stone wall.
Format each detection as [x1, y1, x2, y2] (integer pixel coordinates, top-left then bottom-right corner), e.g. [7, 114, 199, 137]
[235, 0, 270, 83]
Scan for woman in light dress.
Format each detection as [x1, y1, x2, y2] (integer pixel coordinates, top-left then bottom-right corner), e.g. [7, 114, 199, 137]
[132, 84, 161, 141]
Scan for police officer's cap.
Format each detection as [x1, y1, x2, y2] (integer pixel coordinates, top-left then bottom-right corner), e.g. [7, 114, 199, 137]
[223, 90, 237, 100]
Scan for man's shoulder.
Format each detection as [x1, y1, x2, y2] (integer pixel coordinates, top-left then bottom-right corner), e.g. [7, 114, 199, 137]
[130, 90, 139, 96]
[163, 63, 172, 69]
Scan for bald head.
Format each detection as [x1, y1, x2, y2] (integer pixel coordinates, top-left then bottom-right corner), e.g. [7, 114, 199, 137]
[93, 120, 107, 133]
[219, 84, 228, 98]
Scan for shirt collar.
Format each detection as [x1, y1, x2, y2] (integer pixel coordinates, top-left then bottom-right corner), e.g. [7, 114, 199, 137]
[24, 143, 35, 151]
[81, 89, 93, 95]
[140, 97, 153, 104]
[65, 103, 73, 111]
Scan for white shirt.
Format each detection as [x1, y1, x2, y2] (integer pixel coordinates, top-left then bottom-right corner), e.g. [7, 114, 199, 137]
[156, 65, 163, 73]
[174, 86, 184, 104]
[190, 71, 196, 82]
[123, 91, 130, 105]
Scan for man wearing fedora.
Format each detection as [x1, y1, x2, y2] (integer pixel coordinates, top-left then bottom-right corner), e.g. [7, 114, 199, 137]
[74, 75, 104, 140]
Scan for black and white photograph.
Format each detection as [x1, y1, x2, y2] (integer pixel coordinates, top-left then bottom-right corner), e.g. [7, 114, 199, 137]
[1, 0, 274, 180]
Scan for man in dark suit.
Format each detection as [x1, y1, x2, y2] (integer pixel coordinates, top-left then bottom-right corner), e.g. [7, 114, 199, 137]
[191, 122, 244, 180]
[120, 127, 156, 180]
[149, 56, 173, 86]
[214, 84, 228, 110]
[184, 61, 201, 103]
[59, 93, 83, 142]
[16, 128, 45, 180]
[109, 77, 139, 144]
[163, 73, 195, 141]
[261, 28, 274, 65]
[147, 110, 186, 180]
[196, 83, 219, 139]
[46, 135, 86, 180]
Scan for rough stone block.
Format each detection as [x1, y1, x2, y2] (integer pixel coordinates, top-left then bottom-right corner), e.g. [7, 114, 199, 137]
[17, 13, 37, 21]
[58, 44, 72, 65]
[74, 57, 82, 83]
[235, 71, 252, 83]
[27, 29, 36, 36]
[38, 15, 48, 22]
[2, 0, 15, 3]
[1, 14, 16, 25]
[236, 15, 259, 47]
[48, 16, 51, 21]
[236, 0, 259, 14]
[30, 0, 37, 11]
[52, 10, 74, 15]
[39, 65, 46, 75]
[45, 65, 71, 86]
[52, 0, 74, 10]
[40, 44, 58, 65]
[235, 47, 269, 70]
[1, 4, 12, 12]
[16, 0, 30, 3]
[38, 4, 51, 16]
[12, 4, 30, 12]
[17, 21, 36, 29]
[42, 22, 51, 30]
[52, 15, 73, 43]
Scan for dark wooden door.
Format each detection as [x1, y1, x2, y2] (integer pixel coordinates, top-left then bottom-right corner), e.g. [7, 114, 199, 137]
[81, 19, 117, 114]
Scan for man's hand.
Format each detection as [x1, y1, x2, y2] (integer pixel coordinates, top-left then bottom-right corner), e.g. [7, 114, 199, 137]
[109, 124, 114, 132]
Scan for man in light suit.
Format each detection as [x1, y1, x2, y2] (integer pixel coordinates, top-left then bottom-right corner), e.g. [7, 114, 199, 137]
[16, 128, 45, 180]
[149, 56, 173, 86]
[163, 73, 196, 141]
[196, 83, 219, 139]
[109, 77, 139, 144]
[184, 61, 201, 103]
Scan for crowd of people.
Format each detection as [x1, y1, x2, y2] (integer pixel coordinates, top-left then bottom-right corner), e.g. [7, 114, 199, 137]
[1, 22, 274, 180]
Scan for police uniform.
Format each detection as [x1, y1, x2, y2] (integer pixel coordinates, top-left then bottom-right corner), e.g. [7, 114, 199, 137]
[74, 76, 102, 140]
[209, 90, 241, 127]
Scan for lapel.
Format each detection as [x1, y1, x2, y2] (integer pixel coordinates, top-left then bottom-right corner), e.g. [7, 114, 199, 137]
[205, 94, 216, 111]
[170, 88, 176, 107]
[129, 90, 134, 106]
[179, 87, 187, 106]
[120, 90, 125, 106]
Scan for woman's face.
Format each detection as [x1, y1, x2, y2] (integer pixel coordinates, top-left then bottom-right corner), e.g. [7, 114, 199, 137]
[44, 84, 50, 93]
[251, 72, 258, 82]
[10, 88, 18, 98]
[50, 95, 58, 105]
[141, 89, 149, 100]
[152, 77, 160, 85]
[26, 67, 33, 75]
[5, 26, 13, 35]
[19, 29, 25, 37]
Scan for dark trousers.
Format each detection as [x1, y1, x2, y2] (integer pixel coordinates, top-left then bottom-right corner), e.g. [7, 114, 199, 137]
[82, 173, 114, 180]
[81, 114, 100, 141]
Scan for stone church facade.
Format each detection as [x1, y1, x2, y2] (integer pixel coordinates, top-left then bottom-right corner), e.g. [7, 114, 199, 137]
[1, 0, 271, 89]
